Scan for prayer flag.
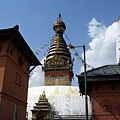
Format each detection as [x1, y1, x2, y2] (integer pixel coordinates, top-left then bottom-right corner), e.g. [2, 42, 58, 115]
[35, 51, 39, 55]
[41, 46, 44, 49]
[37, 49, 41, 52]
[82, 60, 84, 63]
[74, 52, 78, 56]
[71, 48, 75, 51]
[77, 56, 81, 61]
[45, 43, 49, 47]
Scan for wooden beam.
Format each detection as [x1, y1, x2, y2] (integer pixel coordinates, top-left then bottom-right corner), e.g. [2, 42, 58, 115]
[0, 42, 2, 51]
[18, 50, 27, 66]
[10, 42, 20, 54]
[6, 34, 14, 53]
[20, 55, 29, 66]
[29, 66, 36, 73]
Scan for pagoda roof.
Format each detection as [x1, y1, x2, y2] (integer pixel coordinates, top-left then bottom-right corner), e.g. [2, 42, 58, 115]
[0, 25, 41, 68]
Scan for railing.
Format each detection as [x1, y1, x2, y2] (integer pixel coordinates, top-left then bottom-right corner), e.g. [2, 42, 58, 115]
[54, 115, 91, 120]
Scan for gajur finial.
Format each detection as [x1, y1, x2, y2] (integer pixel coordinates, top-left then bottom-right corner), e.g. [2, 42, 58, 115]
[57, 13, 62, 21]
[53, 13, 66, 32]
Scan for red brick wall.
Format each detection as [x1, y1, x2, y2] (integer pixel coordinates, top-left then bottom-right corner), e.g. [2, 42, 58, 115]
[45, 70, 71, 76]
[0, 35, 30, 120]
[0, 96, 26, 120]
[3, 56, 29, 101]
[90, 81, 120, 120]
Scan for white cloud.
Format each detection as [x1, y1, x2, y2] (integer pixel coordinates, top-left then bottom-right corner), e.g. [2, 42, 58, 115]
[85, 18, 117, 71]
[88, 18, 107, 38]
[29, 57, 45, 87]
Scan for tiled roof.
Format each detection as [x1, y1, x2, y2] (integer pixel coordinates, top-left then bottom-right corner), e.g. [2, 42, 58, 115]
[78, 64, 120, 77]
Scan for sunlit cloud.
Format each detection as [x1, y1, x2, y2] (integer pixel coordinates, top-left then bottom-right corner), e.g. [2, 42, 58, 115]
[29, 57, 45, 87]
[81, 18, 117, 72]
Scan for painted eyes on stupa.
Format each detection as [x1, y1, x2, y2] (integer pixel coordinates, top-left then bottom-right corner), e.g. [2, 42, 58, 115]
[50, 76, 64, 80]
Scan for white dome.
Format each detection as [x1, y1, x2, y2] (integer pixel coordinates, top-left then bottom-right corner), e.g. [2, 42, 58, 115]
[27, 86, 91, 120]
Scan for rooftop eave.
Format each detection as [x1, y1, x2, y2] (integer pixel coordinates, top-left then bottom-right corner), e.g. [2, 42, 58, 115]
[0, 25, 42, 67]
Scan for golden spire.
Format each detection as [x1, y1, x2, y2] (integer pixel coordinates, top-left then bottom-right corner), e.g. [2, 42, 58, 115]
[43, 14, 73, 86]
[45, 14, 71, 64]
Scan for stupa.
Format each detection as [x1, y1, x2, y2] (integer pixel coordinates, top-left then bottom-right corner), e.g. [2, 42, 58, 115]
[27, 14, 91, 120]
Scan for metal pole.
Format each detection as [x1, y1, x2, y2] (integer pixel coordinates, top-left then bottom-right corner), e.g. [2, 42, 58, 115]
[83, 45, 88, 120]
[67, 44, 88, 119]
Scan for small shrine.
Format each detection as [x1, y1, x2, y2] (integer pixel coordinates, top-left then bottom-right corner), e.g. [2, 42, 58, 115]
[31, 91, 54, 120]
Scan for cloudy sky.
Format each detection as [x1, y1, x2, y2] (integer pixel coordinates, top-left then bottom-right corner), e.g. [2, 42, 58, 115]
[0, 0, 119, 87]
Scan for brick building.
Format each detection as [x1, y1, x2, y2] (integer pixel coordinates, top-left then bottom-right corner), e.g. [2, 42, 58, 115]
[0, 25, 41, 120]
[77, 64, 120, 120]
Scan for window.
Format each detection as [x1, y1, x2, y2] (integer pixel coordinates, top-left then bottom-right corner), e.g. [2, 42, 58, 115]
[13, 104, 17, 120]
[15, 72, 21, 86]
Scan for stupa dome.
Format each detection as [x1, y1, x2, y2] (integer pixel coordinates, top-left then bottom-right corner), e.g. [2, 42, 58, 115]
[27, 86, 91, 119]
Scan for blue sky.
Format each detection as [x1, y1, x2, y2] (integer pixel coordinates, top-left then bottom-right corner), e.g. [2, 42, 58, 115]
[1, 1, 120, 86]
